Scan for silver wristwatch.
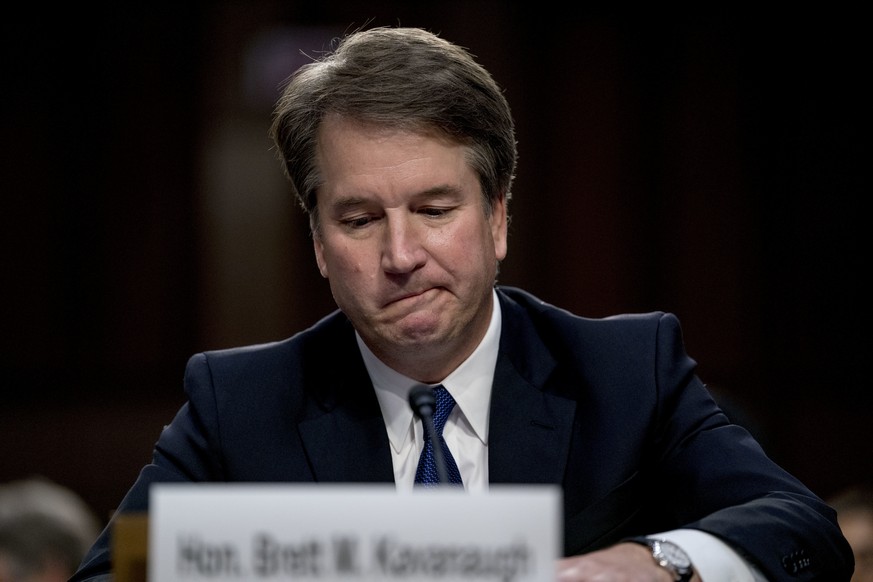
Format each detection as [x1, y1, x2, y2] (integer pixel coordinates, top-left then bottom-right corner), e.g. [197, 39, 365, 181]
[637, 538, 694, 581]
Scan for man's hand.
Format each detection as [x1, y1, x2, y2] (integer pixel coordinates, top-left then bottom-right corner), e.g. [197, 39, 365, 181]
[556, 542, 700, 581]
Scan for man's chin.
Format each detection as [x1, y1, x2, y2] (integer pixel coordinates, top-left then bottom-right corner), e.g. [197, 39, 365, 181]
[391, 324, 446, 348]
[370, 316, 450, 351]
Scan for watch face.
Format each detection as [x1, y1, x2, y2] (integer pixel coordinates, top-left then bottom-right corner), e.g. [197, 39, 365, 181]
[655, 540, 692, 569]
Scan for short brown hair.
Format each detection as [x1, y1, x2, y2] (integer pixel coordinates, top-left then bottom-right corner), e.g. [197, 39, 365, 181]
[270, 26, 517, 230]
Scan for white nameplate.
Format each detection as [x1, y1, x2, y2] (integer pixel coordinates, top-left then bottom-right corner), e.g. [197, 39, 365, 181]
[148, 483, 561, 581]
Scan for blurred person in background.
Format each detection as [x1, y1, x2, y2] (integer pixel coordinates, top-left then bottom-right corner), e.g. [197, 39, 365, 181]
[0, 477, 100, 582]
[831, 487, 873, 582]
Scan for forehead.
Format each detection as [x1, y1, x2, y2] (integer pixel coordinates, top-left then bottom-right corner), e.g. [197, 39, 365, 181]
[316, 114, 463, 159]
[315, 115, 478, 200]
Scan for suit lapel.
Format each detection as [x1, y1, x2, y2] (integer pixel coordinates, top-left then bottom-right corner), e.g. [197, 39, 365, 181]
[488, 290, 577, 485]
[296, 316, 395, 484]
[488, 358, 576, 484]
[299, 406, 395, 483]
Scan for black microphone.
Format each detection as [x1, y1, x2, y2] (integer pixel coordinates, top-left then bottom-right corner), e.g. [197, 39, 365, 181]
[408, 385, 450, 485]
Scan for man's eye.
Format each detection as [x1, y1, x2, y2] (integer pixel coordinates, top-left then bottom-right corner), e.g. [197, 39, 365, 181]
[421, 207, 450, 217]
[342, 216, 374, 229]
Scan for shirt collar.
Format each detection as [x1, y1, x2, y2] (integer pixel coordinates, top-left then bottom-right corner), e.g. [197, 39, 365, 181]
[357, 288, 502, 453]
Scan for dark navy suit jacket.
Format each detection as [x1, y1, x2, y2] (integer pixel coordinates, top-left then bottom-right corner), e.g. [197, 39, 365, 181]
[72, 286, 853, 580]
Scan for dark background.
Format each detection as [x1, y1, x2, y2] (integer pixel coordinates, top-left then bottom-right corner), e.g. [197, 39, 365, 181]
[3, 3, 869, 527]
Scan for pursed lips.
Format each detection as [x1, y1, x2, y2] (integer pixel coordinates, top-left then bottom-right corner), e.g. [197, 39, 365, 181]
[382, 286, 441, 308]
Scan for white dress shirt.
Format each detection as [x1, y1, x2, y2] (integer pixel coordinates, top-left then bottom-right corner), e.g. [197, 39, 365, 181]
[357, 289, 765, 581]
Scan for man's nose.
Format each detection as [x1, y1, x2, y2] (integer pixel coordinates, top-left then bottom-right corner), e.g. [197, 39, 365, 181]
[381, 216, 426, 273]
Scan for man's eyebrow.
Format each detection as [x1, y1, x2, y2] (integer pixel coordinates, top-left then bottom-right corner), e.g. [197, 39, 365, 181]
[329, 195, 369, 211]
[329, 184, 464, 210]
[417, 184, 464, 199]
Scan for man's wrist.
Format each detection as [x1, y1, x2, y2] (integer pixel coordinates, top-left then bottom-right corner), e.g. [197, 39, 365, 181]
[625, 536, 695, 582]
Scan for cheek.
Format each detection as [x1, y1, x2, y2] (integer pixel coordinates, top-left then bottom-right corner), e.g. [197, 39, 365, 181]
[431, 225, 495, 270]
[321, 241, 373, 282]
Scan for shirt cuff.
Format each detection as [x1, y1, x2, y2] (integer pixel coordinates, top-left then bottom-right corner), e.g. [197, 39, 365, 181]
[651, 529, 767, 582]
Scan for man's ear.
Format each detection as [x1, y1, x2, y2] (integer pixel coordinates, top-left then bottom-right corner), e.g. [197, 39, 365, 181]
[491, 195, 508, 261]
[313, 234, 329, 278]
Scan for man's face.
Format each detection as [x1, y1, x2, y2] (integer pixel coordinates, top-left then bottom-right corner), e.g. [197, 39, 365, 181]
[313, 115, 507, 382]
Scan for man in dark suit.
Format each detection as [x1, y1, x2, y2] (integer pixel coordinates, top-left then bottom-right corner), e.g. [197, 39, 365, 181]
[72, 26, 853, 581]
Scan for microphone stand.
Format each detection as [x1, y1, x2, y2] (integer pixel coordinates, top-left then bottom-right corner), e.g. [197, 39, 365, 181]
[408, 385, 450, 485]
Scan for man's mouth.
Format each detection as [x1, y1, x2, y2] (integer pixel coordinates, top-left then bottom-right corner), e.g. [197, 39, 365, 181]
[383, 287, 440, 308]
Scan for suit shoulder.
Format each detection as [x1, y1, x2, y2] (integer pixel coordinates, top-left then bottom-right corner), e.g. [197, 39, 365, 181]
[495, 286, 691, 372]
[188, 309, 352, 372]
[497, 285, 674, 337]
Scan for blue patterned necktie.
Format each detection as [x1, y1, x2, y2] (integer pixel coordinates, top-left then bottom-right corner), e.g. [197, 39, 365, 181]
[414, 385, 463, 487]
